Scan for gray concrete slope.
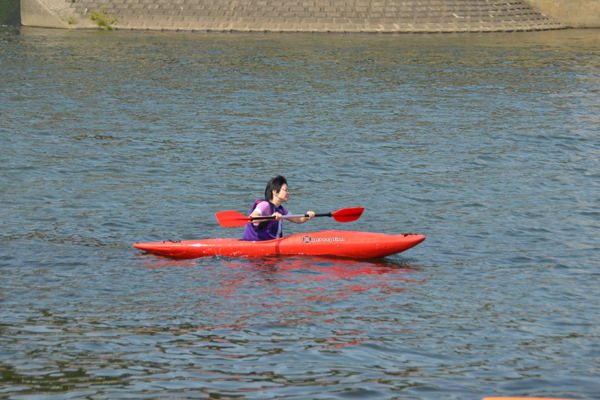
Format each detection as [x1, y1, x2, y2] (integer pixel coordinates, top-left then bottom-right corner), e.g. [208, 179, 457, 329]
[67, 0, 564, 32]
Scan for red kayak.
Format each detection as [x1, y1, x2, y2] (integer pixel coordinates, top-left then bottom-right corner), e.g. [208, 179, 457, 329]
[133, 230, 425, 259]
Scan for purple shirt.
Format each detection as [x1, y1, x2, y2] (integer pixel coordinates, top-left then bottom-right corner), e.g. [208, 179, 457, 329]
[243, 200, 290, 241]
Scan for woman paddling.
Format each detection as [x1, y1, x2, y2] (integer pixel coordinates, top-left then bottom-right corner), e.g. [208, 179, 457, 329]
[243, 175, 315, 241]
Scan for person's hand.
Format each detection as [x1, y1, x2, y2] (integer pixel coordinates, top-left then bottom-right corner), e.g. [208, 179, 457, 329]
[306, 211, 315, 219]
[272, 212, 283, 221]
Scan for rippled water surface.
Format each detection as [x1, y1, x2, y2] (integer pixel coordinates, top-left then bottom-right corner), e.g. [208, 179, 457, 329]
[1, 27, 600, 399]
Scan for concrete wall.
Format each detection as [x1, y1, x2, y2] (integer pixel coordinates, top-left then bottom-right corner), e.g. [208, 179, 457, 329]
[523, 0, 600, 27]
[21, 0, 599, 32]
[21, 0, 567, 33]
[21, 0, 70, 28]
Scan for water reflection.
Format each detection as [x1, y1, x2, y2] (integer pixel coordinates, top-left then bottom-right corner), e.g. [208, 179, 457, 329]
[0, 250, 426, 398]
[135, 255, 422, 312]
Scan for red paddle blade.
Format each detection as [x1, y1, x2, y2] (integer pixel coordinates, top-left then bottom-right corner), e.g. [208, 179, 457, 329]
[215, 211, 251, 227]
[331, 207, 364, 223]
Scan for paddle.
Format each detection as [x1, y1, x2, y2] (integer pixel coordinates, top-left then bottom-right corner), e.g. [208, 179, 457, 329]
[215, 207, 364, 228]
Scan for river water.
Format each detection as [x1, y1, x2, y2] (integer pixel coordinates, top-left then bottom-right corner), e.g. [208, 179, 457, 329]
[1, 26, 599, 399]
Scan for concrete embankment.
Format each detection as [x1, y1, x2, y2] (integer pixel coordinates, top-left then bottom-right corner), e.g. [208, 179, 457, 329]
[523, 0, 600, 28]
[19, 0, 600, 33]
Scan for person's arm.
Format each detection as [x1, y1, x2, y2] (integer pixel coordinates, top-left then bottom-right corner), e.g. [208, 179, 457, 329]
[287, 211, 315, 224]
[250, 204, 314, 224]
[249, 202, 272, 225]
[249, 209, 264, 220]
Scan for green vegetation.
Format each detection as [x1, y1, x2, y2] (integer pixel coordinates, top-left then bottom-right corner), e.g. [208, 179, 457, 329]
[63, 16, 77, 25]
[90, 6, 117, 30]
[0, 0, 20, 26]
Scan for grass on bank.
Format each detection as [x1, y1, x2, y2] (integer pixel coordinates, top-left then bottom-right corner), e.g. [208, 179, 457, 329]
[90, 6, 117, 30]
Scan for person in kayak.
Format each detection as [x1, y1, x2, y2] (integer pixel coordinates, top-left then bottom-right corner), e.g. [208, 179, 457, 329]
[243, 175, 315, 241]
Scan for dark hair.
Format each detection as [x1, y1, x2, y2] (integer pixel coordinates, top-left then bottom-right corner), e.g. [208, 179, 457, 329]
[265, 175, 288, 201]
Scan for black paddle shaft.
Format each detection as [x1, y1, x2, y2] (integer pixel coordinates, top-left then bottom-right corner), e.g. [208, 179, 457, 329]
[251, 212, 332, 222]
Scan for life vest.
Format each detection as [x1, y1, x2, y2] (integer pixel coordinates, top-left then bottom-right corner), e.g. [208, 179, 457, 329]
[242, 199, 287, 241]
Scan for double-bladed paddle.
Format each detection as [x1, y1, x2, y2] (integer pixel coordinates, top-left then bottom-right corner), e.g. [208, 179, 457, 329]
[215, 207, 364, 228]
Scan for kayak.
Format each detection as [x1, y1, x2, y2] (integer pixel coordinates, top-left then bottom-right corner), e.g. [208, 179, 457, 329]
[134, 231, 425, 259]
[133, 230, 425, 259]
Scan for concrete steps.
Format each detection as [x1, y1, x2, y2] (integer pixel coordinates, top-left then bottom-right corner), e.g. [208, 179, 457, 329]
[64, 0, 566, 32]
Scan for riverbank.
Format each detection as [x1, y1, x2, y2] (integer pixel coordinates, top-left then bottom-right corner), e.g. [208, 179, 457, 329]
[22, 0, 569, 33]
